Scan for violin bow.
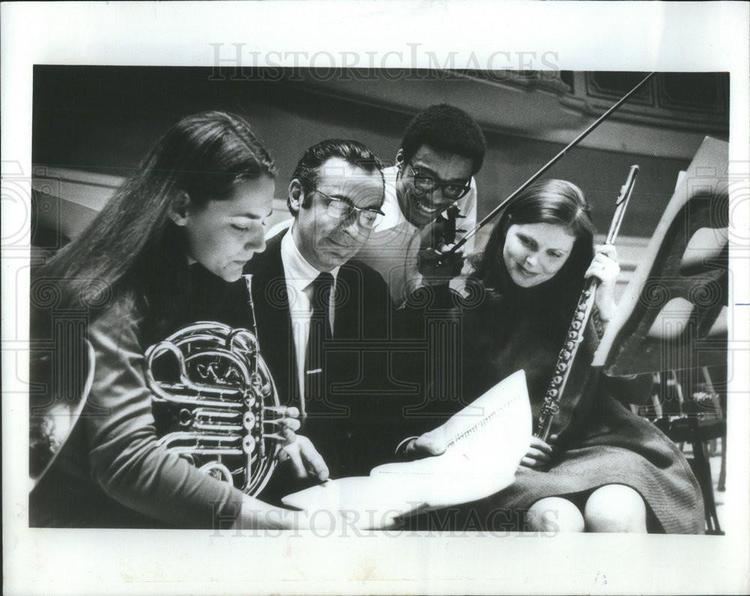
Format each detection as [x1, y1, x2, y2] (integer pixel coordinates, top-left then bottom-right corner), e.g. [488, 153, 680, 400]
[444, 72, 655, 258]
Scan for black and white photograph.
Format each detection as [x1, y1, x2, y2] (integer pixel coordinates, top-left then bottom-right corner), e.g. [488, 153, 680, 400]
[3, 2, 749, 595]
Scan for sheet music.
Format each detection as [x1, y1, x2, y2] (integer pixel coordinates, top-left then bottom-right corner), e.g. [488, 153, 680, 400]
[282, 370, 531, 516]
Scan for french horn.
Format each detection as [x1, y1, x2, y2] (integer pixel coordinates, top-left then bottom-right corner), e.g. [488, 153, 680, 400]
[143, 276, 284, 496]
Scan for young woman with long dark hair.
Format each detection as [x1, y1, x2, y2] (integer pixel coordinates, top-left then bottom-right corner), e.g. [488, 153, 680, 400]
[31, 111, 328, 529]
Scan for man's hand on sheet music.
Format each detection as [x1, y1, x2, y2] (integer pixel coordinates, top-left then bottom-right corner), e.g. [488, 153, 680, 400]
[400, 429, 448, 458]
[282, 371, 533, 516]
[520, 434, 558, 469]
[277, 435, 330, 482]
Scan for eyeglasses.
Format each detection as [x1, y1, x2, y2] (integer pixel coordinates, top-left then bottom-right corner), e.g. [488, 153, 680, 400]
[314, 190, 385, 230]
[406, 163, 472, 201]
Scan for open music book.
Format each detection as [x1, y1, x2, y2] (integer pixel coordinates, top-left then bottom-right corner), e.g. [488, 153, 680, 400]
[281, 370, 532, 520]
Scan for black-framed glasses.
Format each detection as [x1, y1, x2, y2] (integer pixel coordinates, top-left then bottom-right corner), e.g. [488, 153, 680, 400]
[406, 163, 472, 201]
[314, 190, 385, 230]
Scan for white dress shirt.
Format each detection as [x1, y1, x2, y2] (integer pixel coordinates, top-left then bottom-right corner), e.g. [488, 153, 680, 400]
[280, 228, 340, 399]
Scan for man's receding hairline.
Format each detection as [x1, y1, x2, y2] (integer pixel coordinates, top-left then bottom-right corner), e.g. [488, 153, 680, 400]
[313, 157, 384, 199]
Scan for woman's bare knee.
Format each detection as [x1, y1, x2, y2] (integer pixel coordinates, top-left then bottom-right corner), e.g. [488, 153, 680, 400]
[527, 497, 585, 533]
[584, 484, 647, 533]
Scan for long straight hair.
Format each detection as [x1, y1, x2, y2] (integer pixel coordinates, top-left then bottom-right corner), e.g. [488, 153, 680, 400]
[40, 111, 276, 314]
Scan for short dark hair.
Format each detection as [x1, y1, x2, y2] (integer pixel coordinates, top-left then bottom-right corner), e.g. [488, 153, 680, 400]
[400, 104, 486, 174]
[289, 139, 384, 213]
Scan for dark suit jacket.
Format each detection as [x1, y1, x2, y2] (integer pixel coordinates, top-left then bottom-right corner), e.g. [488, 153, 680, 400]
[246, 232, 407, 495]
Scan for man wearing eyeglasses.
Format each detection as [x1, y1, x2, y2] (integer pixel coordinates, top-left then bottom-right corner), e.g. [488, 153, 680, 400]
[357, 104, 487, 306]
[246, 139, 403, 498]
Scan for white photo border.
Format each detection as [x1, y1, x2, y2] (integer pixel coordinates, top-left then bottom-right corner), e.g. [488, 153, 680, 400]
[2, 2, 749, 594]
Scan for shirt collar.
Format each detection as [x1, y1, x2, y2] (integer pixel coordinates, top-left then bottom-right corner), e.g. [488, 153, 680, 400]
[280, 226, 340, 293]
[373, 165, 410, 232]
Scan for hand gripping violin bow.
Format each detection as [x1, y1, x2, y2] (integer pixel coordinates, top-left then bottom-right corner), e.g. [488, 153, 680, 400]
[438, 72, 654, 264]
[439, 73, 653, 436]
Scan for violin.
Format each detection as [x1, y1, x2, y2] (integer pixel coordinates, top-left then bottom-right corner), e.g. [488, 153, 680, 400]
[417, 205, 466, 281]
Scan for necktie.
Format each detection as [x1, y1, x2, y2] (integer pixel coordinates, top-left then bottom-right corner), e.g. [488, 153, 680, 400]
[304, 272, 334, 413]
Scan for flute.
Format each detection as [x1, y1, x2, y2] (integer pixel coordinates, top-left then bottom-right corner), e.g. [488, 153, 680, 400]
[534, 165, 640, 441]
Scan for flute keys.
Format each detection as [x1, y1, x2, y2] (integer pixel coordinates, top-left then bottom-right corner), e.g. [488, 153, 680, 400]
[541, 401, 560, 415]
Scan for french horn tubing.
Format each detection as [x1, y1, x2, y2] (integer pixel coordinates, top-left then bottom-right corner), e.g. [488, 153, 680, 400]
[143, 275, 284, 496]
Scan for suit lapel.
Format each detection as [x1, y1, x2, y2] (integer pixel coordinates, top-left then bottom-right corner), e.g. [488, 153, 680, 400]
[245, 234, 299, 406]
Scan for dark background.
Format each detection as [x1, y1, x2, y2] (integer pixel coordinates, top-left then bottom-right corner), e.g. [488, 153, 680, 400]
[32, 66, 729, 241]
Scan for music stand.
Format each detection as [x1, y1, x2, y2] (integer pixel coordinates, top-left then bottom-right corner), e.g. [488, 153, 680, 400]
[594, 136, 729, 533]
